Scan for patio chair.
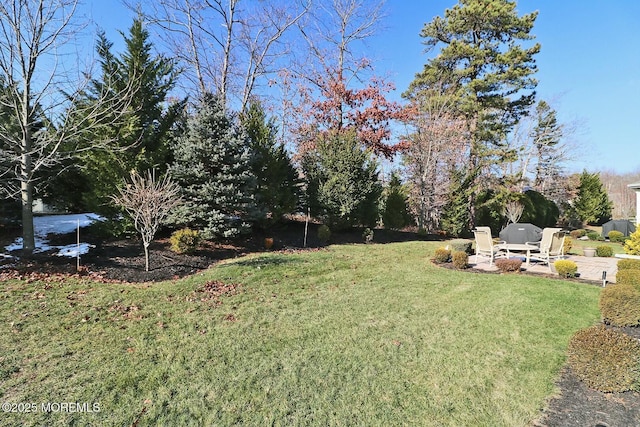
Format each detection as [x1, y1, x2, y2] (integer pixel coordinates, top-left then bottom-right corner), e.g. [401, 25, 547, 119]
[473, 226, 506, 266]
[527, 227, 565, 271]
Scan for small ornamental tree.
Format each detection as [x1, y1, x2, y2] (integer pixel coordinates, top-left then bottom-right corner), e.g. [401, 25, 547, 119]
[572, 170, 613, 225]
[112, 170, 181, 271]
[624, 227, 640, 256]
[382, 172, 412, 230]
[170, 93, 263, 239]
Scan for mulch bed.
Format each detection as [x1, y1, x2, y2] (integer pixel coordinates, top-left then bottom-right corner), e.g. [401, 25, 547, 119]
[2, 221, 640, 425]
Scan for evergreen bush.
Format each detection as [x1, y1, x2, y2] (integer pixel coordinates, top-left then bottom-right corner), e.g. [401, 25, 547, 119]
[595, 245, 613, 257]
[449, 239, 472, 254]
[382, 172, 412, 230]
[433, 247, 451, 264]
[624, 227, 640, 255]
[618, 259, 640, 270]
[170, 228, 201, 254]
[563, 236, 573, 255]
[554, 260, 578, 278]
[607, 230, 625, 243]
[616, 270, 640, 288]
[567, 325, 640, 393]
[570, 229, 586, 239]
[599, 284, 640, 327]
[451, 251, 469, 269]
[586, 231, 601, 241]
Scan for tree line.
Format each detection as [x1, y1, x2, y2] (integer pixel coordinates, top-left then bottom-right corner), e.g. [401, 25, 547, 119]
[0, 0, 631, 256]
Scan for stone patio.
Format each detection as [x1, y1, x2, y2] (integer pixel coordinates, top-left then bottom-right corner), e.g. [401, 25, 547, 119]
[471, 254, 619, 284]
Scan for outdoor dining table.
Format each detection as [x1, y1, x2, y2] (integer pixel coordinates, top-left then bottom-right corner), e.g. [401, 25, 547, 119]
[499, 243, 539, 266]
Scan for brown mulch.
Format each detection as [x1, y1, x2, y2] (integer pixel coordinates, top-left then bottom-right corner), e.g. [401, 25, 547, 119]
[2, 221, 640, 426]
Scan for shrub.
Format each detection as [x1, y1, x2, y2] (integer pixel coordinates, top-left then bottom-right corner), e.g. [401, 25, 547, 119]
[554, 260, 578, 278]
[618, 259, 640, 270]
[494, 258, 522, 273]
[570, 229, 586, 239]
[586, 231, 603, 241]
[616, 270, 640, 288]
[599, 283, 640, 327]
[170, 228, 201, 254]
[563, 236, 573, 255]
[567, 324, 640, 393]
[449, 239, 472, 254]
[318, 225, 331, 243]
[433, 247, 451, 264]
[624, 227, 640, 255]
[451, 251, 469, 269]
[595, 245, 613, 257]
[362, 228, 374, 244]
[607, 230, 625, 243]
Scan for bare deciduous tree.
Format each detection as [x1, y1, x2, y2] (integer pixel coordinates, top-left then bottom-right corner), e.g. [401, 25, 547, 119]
[112, 170, 181, 272]
[134, 0, 310, 111]
[0, 0, 137, 255]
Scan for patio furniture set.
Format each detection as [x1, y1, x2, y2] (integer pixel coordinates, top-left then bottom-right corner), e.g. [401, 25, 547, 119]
[473, 224, 565, 270]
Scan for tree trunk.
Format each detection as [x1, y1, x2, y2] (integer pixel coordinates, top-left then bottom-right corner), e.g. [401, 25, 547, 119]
[20, 179, 35, 256]
[144, 243, 150, 272]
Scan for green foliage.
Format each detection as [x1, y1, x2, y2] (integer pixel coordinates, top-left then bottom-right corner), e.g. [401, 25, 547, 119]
[382, 172, 412, 230]
[554, 260, 578, 278]
[242, 102, 301, 226]
[607, 230, 625, 243]
[433, 247, 451, 264]
[570, 229, 586, 239]
[563, 236, 573, 255]
[170, 228, 201, 254]
[449, 239, 472, 254]
[571, 171, 613, 226]
[302, 132, 382, 230]
[55, 17, 183, 216]
[362, 228, 374, 244]
[169, 94, 262, 239]
[595, 245, 613, 257]
[494, 258, 522, 273]
[474, 190, 504, 234]
[567, 325, 640, 393]
[317, 225, 331, 243]
[519, 190, 559, 228]
[586, 231, 602, 241]
[616, 270, 640, 288]
[440, 169, 472, 237]
[451, 251, 469, 269]
[599, 284, 640, 327]
[618, 259, 640, 270]
[624, 227, 640, 255]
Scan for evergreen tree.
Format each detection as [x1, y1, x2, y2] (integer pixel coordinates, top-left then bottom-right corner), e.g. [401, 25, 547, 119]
[170, 93, 261, 239]
[241, 102, 301, 226]
[572, 171, 613, 226]
[531, 100, 563, 195]
[382, 172, 411, 230]
[51, 17, 182, 215]
[302, 132, 382, 230]
[405, 0, 540, 233]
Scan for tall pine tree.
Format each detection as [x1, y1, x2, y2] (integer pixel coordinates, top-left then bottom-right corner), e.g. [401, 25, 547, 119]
[405, 0, 540, 233]
[170, 94, 262, 239]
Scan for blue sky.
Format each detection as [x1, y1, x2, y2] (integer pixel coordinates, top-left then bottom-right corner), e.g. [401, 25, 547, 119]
[85, 0, 640, 174]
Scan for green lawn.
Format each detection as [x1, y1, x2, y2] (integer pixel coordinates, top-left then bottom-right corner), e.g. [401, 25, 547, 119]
[0, 241, 601, 426]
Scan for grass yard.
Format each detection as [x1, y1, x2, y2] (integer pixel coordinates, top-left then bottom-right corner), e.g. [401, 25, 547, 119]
[0, 241, 601, 426]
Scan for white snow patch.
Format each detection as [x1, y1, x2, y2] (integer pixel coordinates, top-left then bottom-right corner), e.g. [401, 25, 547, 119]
[3, 213, 104, 257]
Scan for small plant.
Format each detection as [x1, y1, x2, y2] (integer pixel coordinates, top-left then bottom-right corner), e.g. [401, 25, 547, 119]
[362, 228, 374, 244]
[451, 251, 469, 269]
[554, 260, 578, 278]
[599, 283, 640, 327]
[624, 227, 640, 255]
[449, 239, 472, 254]
[567, 324, 640, 393]
[595, 245, 613, 257]
[607, 230, 625, 243]
[618, 259, 640, 270]
[318, 224, 331, 243]
[494, 258, 522, 273]
[616, 270, 640, 288]
[433, 247, 451, 264]
[570, 229, 586, 239]
[563, 236, 573, 255]
[586, 231, 604, 241]
[170, 228, 201, 254]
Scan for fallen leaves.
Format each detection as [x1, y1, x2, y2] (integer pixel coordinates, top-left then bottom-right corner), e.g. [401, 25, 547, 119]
[187, 280, 242, 307]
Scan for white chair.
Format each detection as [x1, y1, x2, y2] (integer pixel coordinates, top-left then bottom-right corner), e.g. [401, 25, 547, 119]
[528, 227, 565, 270]
[473, 226, 506, 266]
